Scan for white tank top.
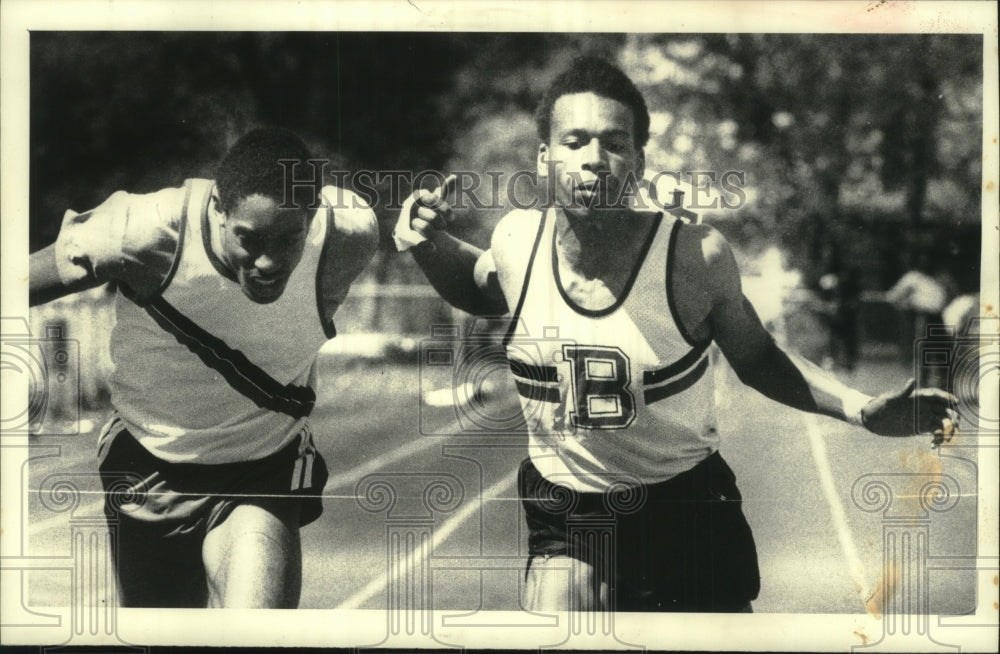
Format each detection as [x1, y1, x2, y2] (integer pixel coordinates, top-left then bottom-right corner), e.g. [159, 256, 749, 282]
[497, 208, 718, 491]
[109, 179, 330, 463]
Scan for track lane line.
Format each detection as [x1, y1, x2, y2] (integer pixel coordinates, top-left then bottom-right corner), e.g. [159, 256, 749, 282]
[323, 393, 524, 492]
[803, 412, 870, 603]
[335, 466, 520, 610]
[323, 433, 445, 492]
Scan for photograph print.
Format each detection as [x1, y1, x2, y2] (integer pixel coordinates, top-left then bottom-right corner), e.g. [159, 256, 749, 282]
[2, 1, 997, 651]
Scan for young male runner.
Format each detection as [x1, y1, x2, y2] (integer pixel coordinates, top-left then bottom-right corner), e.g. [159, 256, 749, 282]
[30, 128, 378, 608]
[395, 57, 958, 612]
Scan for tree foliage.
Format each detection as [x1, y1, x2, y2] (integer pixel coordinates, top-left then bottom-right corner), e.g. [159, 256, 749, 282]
[30, 32, 982, 292]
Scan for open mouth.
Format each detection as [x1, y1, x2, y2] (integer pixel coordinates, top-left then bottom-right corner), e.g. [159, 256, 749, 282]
[245, 273, 288, 292]
[573, 180, 615, 206]
[571, 178, 626, 208]
[251, 276, 282, 287]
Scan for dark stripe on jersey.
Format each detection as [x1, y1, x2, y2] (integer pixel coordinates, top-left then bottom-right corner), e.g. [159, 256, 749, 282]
[513, 379, 561, 404]
[502, 211, 548, 348]
[553, 211, 664, 318]
[509, 359, 559, 383]
[642, 342, 710, 385]
[643, 356, 709, 405]
[143, 297, 316, 418]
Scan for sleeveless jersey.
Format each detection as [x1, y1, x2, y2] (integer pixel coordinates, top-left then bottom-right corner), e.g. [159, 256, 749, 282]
[109, 179, 332, 464]
[495, 208, 718, 492]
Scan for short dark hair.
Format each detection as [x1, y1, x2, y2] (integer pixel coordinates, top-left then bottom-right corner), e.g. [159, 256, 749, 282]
[215, 127, 321, 214]
[535, 56, 650, 148]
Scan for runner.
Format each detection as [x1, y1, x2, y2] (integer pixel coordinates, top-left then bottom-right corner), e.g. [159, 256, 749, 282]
[30, 127, 378, 608]
[395, 57, 958, 612]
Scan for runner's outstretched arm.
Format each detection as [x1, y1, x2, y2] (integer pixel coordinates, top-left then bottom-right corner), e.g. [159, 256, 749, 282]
[696, 224, 957, 440]
[31, 188, 186, 307]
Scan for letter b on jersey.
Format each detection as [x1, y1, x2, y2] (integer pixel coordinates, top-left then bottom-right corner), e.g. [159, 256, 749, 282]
[562, 345, 636, 429]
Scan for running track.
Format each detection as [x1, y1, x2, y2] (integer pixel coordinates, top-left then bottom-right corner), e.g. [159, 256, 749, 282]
[23, 353, 978, 615]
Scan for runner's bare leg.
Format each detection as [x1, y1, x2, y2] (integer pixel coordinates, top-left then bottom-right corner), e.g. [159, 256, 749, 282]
[202, 500, 302, 608]
[521, 555, 607, 611]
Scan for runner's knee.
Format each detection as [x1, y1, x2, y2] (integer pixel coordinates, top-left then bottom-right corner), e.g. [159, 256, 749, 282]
[204, 521, 301, 608]
[203, 504, 299, 583]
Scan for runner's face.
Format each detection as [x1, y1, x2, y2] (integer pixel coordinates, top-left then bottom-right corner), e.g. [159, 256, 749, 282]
[539, 92, 644, 219]
[220, 194, 311, 304]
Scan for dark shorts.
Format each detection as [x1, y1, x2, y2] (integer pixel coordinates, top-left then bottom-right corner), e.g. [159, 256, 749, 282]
[519, 452, 760, 612]
[97, 416, 328, 607]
